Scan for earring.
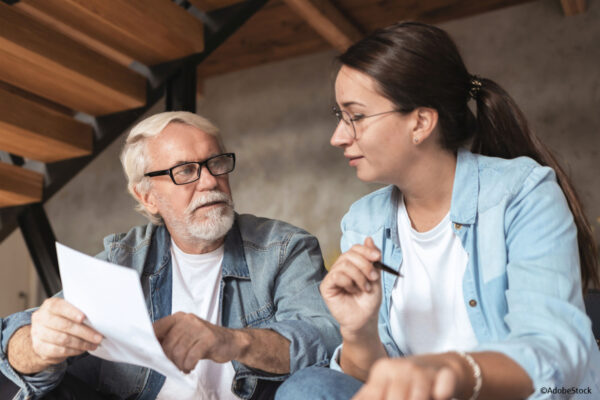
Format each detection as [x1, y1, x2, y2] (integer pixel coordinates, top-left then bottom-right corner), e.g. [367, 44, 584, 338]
[413, 137, 419, 144]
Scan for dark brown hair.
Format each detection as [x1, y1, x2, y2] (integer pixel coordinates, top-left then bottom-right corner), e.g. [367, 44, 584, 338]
[338, 21, 599, 291]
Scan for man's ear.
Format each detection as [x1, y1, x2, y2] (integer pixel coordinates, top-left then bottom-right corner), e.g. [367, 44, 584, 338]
[133, 184, 159, 215]
[411, 107, 438, 144]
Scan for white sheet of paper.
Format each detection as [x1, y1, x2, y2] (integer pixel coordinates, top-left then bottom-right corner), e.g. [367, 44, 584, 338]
[56, 242, 200, 391]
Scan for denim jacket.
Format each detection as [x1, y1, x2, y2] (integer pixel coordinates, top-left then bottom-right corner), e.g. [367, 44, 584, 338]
[332, 149, 599, 399]
[0, 213, 340, 399]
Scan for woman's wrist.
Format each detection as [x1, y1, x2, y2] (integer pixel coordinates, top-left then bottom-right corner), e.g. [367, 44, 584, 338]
[443, 351, 479, 400]
[340, 329, 387, 381]
[339, 320, 379, 344]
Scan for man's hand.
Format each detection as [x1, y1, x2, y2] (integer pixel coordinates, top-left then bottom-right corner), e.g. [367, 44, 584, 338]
[8, 298, 102, 374]
[154, 312, 243, 373]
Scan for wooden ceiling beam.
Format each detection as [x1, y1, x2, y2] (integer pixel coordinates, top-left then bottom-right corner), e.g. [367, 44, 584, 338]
[560, 0, 586, 16]
[0, 83, 93, 163]
[282, 0, 362, 52]
[15, 0, 205, 66]
[0, 162, 43, 208]
[188, 0, 246, 12]
[0, 3, 146, 116]
[197, 1, 329, 78]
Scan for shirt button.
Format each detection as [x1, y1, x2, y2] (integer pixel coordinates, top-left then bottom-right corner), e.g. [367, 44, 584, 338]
[454, 223, 462, 230]
[469, 299, 477, 307]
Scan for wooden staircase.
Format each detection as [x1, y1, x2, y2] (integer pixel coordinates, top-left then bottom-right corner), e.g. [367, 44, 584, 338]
[0, 0, 268, 295]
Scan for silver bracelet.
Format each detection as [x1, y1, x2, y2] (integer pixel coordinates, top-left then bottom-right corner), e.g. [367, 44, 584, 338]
[455, 351, 482, 400]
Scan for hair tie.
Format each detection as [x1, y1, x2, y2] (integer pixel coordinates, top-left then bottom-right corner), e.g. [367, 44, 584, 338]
[468, 75, 483, 100]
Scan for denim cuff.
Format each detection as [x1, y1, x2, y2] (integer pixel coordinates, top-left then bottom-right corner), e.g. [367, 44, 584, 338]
[229, 320, 333, 399]
[1, 312, 33, 355]
[263, 320, 334, 373]
[1, 313, 67, 399]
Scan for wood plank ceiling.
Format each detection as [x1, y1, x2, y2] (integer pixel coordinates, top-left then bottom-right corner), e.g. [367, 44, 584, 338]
[0, 0, 585, 209]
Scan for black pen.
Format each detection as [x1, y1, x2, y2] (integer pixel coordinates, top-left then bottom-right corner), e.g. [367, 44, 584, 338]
[373, 260, 401, 277]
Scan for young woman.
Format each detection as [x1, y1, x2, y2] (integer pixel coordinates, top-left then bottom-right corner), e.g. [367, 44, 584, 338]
[277, 22, 599, 400]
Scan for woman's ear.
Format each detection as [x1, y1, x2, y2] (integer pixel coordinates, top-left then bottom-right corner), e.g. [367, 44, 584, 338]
[411, 107, 438, 144]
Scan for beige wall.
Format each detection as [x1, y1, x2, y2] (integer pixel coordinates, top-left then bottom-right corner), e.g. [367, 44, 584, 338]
[1, 0, 599, 313]
[0, 230, 38, 316]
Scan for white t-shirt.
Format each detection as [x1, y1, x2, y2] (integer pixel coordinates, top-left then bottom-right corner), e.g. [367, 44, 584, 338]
[156, 240, 237, 400]
[388, 197, 478, 355]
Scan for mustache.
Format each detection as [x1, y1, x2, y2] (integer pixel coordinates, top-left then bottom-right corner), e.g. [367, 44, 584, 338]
[185, 191, 233, 214]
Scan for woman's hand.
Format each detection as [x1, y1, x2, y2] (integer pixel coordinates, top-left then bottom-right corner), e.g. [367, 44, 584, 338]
[353, 354, 466, 400]
[320, 237, 383, 340]
[320, 237, 388, 380]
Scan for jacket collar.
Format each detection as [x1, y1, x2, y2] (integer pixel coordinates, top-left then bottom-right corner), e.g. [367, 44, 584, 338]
[384, 148, 479, 232]
[450, 148, 479, 225]
[222, 214, 250, 279]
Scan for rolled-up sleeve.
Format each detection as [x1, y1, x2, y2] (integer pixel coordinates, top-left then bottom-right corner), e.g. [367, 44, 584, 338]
[0, 244, 115, 399]
[265, 232, 341, 373]
[473, 166, 599, 398]
[1, 310, 67, 399]
[228, 229, 341, 389]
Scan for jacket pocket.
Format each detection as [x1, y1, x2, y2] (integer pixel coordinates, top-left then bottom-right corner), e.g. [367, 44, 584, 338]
[97, 361, 146, 398]
[241, 302, 275, 328]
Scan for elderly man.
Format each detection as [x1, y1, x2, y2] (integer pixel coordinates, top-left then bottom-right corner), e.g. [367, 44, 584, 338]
[0, 111, 340, 399]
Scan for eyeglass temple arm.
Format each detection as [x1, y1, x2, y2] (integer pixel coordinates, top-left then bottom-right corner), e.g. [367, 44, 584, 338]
[144, 170, 170, 177]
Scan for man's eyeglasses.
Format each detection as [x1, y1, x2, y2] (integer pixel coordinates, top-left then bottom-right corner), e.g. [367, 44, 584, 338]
[144, 153, 236, 185]
[332, 106, 401, 139]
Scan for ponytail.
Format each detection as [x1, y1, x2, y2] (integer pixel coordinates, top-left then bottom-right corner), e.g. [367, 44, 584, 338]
[472, 79, 599, 292]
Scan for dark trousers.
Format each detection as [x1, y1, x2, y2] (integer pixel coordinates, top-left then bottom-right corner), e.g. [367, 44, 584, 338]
[42, 374, 115, 400]
[42, 373, 281, 400]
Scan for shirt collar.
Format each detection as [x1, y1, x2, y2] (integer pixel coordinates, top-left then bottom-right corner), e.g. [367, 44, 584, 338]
[151, 214, 249, 279]
[449, 148, 479, 225]
[222, 214, 250, 279]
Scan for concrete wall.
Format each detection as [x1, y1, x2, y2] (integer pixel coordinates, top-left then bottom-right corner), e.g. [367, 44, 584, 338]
[0, 230, 38, 316]
[197, 0, 600, 260]
[1, 0, 599, 312]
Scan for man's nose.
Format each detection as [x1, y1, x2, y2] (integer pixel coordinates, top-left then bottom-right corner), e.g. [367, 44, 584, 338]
[194, 165, 218, 190]
[330, 122, 353, 148]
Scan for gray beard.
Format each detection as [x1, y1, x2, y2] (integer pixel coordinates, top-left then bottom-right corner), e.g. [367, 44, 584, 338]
[185, 201, 235, 241]
[161, 190, 235, 243]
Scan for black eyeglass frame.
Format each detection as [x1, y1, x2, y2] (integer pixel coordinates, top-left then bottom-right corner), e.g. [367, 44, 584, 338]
[144, 153, 236, 185]
[332, 106, 406, 139]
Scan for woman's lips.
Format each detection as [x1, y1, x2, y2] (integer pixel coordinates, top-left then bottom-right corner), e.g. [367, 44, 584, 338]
[347, 156, 363, 166]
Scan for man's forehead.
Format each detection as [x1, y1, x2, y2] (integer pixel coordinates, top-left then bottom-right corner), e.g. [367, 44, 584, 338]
[147, 123, 222, 164]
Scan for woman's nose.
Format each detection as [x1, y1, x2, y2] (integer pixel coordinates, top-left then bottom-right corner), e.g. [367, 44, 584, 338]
[330, 122, 353, 148]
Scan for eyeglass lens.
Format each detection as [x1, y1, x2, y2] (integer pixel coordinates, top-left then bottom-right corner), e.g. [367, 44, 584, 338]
[171, 155, 234, 184]
[333, 108, 356, 138]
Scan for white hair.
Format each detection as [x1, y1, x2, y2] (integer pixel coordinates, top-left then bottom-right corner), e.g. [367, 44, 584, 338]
[120, 111, 225, 224]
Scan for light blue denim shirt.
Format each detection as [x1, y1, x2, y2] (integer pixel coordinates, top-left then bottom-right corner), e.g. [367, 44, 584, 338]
[331, 148, 599, 399]
[0, 213, 340, 399]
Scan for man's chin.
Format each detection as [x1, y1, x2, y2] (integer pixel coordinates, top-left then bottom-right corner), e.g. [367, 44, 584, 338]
[186, 209, 235, 241]
[188, 204, 233, 224]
